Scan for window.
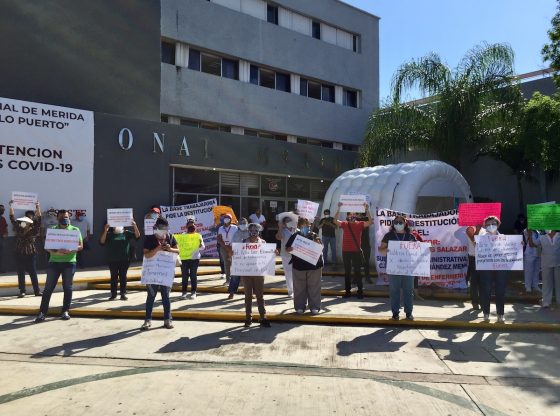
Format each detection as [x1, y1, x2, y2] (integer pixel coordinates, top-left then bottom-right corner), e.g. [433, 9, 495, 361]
[259, 132, 274, 139]
[221, 172, 240, 195]
[180, 119, 199, 127]
[219, 125, 231, 133]
[297, 137, 307, 144]
[259, 68, 275, 89]
[344, 89, 358, 108]
[307, 138, 323, 147]
[161, 114, 169, 123]
[321, 141, 333, 148]
[275, 72, 290, 92]
[244, 129, 258, 136]
[174, 169, 219, 194]
[321, 84, 335, 103]
[222, 58, 239, 80]
[288, 177, 310, 199]
[161, 41, 175, 65]
[308, 81, 321, 99]
[343, 144, 359, 152]
[188, 49, 201, 71]
[201, 53, 221, 76]
[353, 35, 358, 52]
[274, 135, 287, 141]
[261, 176, 286, 197]
[312, 21, 321, 39]
[267, 4, 278, 24]
[300, 78, 308, 96]
[200, 122, 219, 130]
[250, 65, 259, 85]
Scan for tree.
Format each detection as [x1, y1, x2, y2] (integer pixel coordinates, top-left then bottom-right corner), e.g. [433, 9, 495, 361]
[542, 0, 560, 86]
[360, 43, 521, 172]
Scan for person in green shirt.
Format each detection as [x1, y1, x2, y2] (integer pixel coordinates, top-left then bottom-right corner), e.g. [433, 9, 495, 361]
[35, 209, 83, 323]
[100, 220, 141, 300]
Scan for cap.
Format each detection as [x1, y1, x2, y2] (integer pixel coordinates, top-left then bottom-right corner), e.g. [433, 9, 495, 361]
[151, 207, 161, 214]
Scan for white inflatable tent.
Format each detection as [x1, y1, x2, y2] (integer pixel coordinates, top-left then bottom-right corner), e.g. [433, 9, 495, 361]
[322, 160, 473, 263]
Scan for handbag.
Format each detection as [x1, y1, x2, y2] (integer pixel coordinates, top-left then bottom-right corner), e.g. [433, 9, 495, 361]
[347, 224, 366, 265]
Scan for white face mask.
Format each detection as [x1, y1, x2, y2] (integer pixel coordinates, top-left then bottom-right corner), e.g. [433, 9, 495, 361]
[287, 221, 296, 229]
[238, 224, 248, 231]
[394, 223, 405, 232]
[486, 224, 498, 234]
[113, 226, 124, 234]
[19, 222, 28, 229]
[224, 218, 231, 225]
[154, 229, 168, 238]
[545, 230, 552, 235]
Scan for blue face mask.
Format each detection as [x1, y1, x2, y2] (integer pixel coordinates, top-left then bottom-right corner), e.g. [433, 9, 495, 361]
[59, 218, 70, 226]
[301, 226, 310, 235]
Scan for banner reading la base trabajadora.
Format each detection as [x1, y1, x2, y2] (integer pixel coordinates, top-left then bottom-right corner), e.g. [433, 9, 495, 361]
[0, 97, 94, 235]
[374, 208, 468, 288]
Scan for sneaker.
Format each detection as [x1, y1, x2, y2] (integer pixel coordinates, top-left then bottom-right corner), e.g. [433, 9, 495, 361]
[120, 295, 128, 301]
[310, 309, 319, 315]
[244, 317, 252, 327]
[34, 291, 42, 297]
[391, 314, 400, 320]
[108, 295, 117, 301]
[496, 315, 505, 324]
[61, 311, 71, 320]
[483, 314, 490, 322]
[405, 314, 414, 321]
[227, 293, 234, 300]
[18, 292, 26, 298]
[181, 293, 188, 299]
[221, 273, 226, 279]
[34, 313, 46, 323]
[140, 320, 151, 331]
[296, 309, 304, 315]
[164, 319, 174, 329]
[259, 318, 271, 328]
[190, 292, 197, 299]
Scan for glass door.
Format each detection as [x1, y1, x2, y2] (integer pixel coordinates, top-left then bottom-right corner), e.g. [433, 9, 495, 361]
[261, 198, 286, 243]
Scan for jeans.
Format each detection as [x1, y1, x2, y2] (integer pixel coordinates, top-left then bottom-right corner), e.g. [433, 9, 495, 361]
[342, 251, 363, 295]
[389, 274, 414, 316]
[322, 236, 337, 264]
[466, 256, 481, 306]
[218, 245, 225, 274]
[479, 270, 507, 315]
[145, 284, 172, 320]
[16, 253, 40, 294]
[181, 259, 199, 293]
[524, 255, 541, 292]
[109, 260, 129, 296]
[40, 262, 76, 314]
[228, 275, 241, 294]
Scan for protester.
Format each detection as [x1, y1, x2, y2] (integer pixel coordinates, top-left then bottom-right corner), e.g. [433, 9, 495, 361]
[513, 214, 527, 235]
[528, 229, 560, 309]
[465, 225, 482, 309]
[73, 211, 91, 269]
[228, 217, 250, 299]
[476, 216, 508, 323]
[35, 210, 83, 322]
[275, 214, 296, 298]
[523, 229, 542, 294]
[285, 217, 323, 314]
[179, 217, 205, 299]
[145, 205, 161, 220]
[217, 213, 238, 283]
[318, 209, 337, 266]
[356, 212, 372, 284]
[214, 213, 226, 278]
[241, 223, 271, 327]
[99, 219, 141, 300]
[141, 217, 179, 330]
[0, 204, 7, 273]
[9, 200, 42, 297]
[378, 215, 417, 320]
[249, 208, 266, 229]
[333, 202, 372, 299]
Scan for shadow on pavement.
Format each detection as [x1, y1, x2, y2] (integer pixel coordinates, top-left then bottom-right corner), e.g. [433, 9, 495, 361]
[336, 328, 406, 355]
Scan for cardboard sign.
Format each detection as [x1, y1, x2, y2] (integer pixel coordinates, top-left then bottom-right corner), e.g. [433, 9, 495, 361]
[339, 194, 367, 213]
[386, 240, 432, 277]
[140, 251, 178, 287]
[458, 203, 501, 226]
[475, 234, 523, 271]
[290, 234, 323, 265]
[11, 191, 38, 211]
[144, 218, 156, 236]
[297, 199, 319, 221]
[231, 243, 276, 276]
[527, 204, 560, 230]
[107, 208, 133, 227]
[44, 228, 80, 250]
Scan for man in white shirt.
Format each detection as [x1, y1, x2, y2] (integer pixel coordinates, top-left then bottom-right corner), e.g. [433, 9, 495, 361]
[217, 213, 238, 283]
[249, 209, 266, 228]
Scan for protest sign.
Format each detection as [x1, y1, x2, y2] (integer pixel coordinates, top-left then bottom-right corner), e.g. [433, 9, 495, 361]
[140, 251, 177, 287]
[290, 235, 323, 265]
[144, 218, 156, 236]
[374, 207, 468, 288]
[107, 208, 133, 227]
[175, 233, 202, 260]
[339, 194, 367, 212]
[297, 200, 319, 221]
[44, 228, 81, 250]
[231, 243, 276, 276]
[386, 241, 432, 277]
[458, 203, 501, 226]
[475, 234, 523, 271]
[160, 199, 218, 257]
[11, 191, 37, 210]
[527, 204, 560, 230]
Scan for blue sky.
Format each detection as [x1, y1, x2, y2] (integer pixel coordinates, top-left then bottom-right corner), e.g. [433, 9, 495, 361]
[343, 0, 557, 102]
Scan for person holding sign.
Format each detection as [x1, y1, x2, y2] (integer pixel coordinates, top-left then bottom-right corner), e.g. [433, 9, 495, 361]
[318, 209, 337, 266]
[465, 225, 482, 310]
[217, 213, 238, 284]
[522, 229, 541, 294]
[178, 217, 205, 299]
[285, 217, 324, 314]
[227, 217, 250, 299]
[527, 229, 560, 309]
[9, 199, 42, 297]
[141, 218, 179, 330]
[35, 210, 83, 323]
[276, 214, 297, 298]
[378, 215, 418, 320]
[334, 202, 373, 299]
[99, 220, 141, 301]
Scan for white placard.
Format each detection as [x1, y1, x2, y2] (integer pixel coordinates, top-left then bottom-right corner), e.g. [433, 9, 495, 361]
[270, 201, 277, 208]
[290, 234, 323, 265]
[386, 240, 432, 277]
[144, 218, 156, 236]
[475, 234, 523, 271]
[11, 191, 38, 210]
[44, 228, 80, 250]
[231, 243, 276, 276]
[339, 194, 367, 212]
[0, 97, 94, 236]
[297, 199, 319, 221]
[107, 208, 133, 227]
[140, 251, 178, 287]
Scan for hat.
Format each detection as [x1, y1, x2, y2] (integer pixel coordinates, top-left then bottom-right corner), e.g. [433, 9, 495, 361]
[223, 213, 233, 219]
[151, 207, 161, 214]
[186, 216, 196, 224]
[17, 217, 33, 224]
[277, 212, 298, 224]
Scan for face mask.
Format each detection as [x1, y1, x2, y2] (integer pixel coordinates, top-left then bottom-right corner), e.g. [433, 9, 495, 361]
[59, 218, 70, 226]
[113, 226, 124, 234]
[486, 225, 498, 233]
[187, 225, 196, 233]
[394, 223, 405, 232]
[154, 229, 168, 238]
[546, 230, 552, 234]
[324, 213, 330, 218]
[301, 226, 310, 235]
[19, 222, 28, 229]
[224, 218, 231, 225]
[238, 224, 248, 231]
[249, 230, 259, 237]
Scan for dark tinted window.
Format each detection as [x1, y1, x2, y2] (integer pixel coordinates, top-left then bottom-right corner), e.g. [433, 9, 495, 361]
[322, 84, 335, 102]
[267, 5, 278, 24]
[174, 169, 219, 194]
[308, 81, 321, 99]
[188, 49, 201, 71]
[250, 65, 259, 85]
[201, 53, 221, 76]
[312, 21, 321, 39]
[275, 72, 290, 92]
[161, 41, 175, 65]
[344, 89, 358, 108]
[222, 58, 239, 80]
[300, 78, 308, 96]
[259, 68, 275, 89]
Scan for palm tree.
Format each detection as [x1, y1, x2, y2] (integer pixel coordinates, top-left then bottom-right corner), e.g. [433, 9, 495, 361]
[361, 43, 522, 171]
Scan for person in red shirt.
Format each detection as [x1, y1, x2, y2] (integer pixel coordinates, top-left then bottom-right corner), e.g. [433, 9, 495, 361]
[334, 202, 373, 299]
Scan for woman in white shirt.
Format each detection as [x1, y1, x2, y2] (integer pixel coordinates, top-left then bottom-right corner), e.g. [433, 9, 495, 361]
[523, 229, 541, 294]
[528, 230, 560, 308]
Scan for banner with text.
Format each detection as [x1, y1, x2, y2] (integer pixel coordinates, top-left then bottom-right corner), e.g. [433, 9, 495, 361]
[475, 234, 523, 271]
[160, 199, 218, 257]
[0, 97, 94, 236]
[458, 203, 502, 226]
[527, 204, 560, 230]
[374, 208, 468, 288]
[140, 251, 178, 287]
[231, 243, 277, 276]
